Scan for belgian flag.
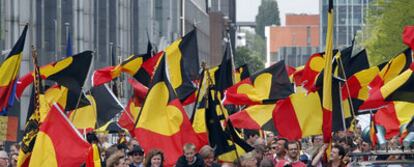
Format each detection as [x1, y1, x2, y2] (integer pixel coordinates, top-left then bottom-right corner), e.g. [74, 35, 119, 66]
[300, 52, 324, 90]
[224, 60, 293, 105]
[374, 102, 414, 139]
[361, 63, 414, 110]
[16, 51, 93, 111]
[272, 87, 323, 140]
[0, 25, 28, 113]
[165, 30, 200, 101]
[322, 0, 334, 143]
[228, 104, 276, 131]
[368, 48, 413, 91]
[29, 104, 91, 166]
[133, 56, 201, 166]
[92, 51, 163, 87]
[68, 84, 124, 130]
[118, 78, 148, 135]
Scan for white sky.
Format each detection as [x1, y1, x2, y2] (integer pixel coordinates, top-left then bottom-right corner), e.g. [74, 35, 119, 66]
[237, 0, 319, 25]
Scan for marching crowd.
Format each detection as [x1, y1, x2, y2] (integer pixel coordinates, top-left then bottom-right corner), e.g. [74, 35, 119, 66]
[0, 124, 412, 167]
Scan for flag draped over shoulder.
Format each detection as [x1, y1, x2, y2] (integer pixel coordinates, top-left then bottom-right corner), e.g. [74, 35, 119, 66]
[16, 51, 93, 111]
[224, 60, 293, 105]
[29, 104, 91, 167]
[0, 25, 28, 113]
[134, 57, 201, 167]
[322, 0, 334, 143]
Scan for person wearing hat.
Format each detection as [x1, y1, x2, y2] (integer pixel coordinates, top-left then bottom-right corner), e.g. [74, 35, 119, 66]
[128, 145, 145, 167]
[0, 151, 9, 167]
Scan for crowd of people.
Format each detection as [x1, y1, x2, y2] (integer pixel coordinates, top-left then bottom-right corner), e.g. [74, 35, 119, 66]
[0, 125, 412, 167]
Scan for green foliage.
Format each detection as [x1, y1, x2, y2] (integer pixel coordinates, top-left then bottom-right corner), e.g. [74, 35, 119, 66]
[234, 46, 264, 73]
[255, 0, 280, 38]
[245, 31, 266, 62]
[362, 0, 414, 65]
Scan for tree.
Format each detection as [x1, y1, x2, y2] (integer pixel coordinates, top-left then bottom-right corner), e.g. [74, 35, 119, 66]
[234, 47, 264, 73]
[361, 0, 414, 65]
[255, 0, 280, 38]
[245, 31, 266, 62]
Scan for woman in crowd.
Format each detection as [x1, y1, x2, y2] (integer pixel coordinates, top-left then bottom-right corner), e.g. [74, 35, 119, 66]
[144, 149, 164, 167]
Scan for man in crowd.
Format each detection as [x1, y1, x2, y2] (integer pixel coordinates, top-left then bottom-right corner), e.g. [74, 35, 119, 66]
[0, 151, 8, 167]
[328, 145, 346, 167]
[128, 145, 144, 167]
[273, 138, 288, 166]
[276, 141, 306, 167]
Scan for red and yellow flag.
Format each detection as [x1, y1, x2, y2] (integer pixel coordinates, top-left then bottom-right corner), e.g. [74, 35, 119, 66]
[272, 89, 323, 140]
[361, 63, 414, 110]
[86, 144, 102, 167]
[229, 104, 276, 130]
[29, 104, 91, 167]
[300, 53, 324, 90]
[93, 51, 163, 87]
[134, 57, 201, 166]
[224, 60, 293, 105]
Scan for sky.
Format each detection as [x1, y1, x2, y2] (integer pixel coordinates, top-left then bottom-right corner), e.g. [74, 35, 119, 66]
[237, 0, 319, 25]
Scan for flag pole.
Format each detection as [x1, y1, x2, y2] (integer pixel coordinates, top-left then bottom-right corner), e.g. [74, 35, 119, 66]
[190, 62, 206, 122]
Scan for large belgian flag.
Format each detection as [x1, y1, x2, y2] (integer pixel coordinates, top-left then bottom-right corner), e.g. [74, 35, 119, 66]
[272, 87, 323, 140]
[0, 25, 28, 113]
[134, 57, 201, 166]
[17, 51, 93, 111]
[29, 104, 91, 167]
[224, 60, 293, 105]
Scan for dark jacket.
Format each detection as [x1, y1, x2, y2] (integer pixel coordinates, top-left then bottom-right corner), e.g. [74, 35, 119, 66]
[175, 153, 205, 167]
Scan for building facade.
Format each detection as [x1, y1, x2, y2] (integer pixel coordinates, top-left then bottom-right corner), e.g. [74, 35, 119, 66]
[265, 14, 320, 67]
[319, 0, 375, 50]
[0, 0, 235, 132]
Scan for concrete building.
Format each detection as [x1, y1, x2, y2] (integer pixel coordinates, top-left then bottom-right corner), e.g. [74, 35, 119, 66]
[0, 0, 236, 135]
[265, 14, 320, 67]
[320, 0, 375, 49]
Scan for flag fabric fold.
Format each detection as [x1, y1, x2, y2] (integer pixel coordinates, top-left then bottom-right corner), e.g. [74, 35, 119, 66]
[29, 103, 91, 167]
[133, 57, 201, 166]
[224, 60, 293, 105]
